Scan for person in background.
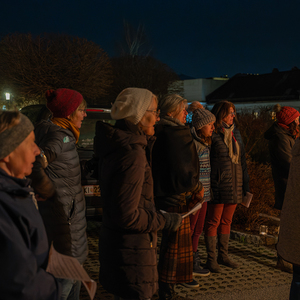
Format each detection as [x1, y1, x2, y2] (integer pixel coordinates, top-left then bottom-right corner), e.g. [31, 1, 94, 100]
[30, 88, 88, 300]
[186, 101, 203, 126]
[189, 108, 216, 276]
[205, 100, 250, 273]
[95, 88, 182, 300]
[0, 111, 60, 300]
[152, 94, 203, 299]
[264, 104, 299, 273]
[277, 137, 300, 299]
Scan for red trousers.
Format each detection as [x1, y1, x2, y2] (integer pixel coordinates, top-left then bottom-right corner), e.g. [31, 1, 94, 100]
[205, 203, 237, 237]
[189, 202, 208, 252]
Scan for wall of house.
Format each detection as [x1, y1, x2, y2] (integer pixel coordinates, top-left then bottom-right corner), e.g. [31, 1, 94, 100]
[183, 78, 228, 104]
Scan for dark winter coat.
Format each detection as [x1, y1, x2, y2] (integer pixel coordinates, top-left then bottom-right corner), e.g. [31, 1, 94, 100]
[152, 117, 201, 210]
[264, 122, 295, 210]
[210, 126, 249, 204]
[277, 138, 300, 265]
[0, 168, 60, 300]
[95, 120, 166, 300]
[32, 120, 88, 264]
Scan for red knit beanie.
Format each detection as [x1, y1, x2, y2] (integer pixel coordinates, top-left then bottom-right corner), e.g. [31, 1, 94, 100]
[45, 88, 83, 118]
[276, 106, 300, 125]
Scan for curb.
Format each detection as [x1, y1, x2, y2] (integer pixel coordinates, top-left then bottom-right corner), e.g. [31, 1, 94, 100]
[230, 230, 278, 246]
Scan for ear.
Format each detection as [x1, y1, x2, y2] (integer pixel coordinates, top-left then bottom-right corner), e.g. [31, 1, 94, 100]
[66, 115, 71, 119]
[2, 155, 10, 163]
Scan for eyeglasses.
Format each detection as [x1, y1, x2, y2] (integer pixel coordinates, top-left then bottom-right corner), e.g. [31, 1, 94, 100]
[78, 109, 87, 114]
[146, 109, 160, 117]
[229, 112, 235, 116]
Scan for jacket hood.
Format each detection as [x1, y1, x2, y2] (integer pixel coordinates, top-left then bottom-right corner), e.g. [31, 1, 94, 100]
[95, 120, 149, 158]
[0, 168, 32, 197]
[191, 127, 208, 152]
[264, 122, 291, 140]
[35, 119, 73, 139]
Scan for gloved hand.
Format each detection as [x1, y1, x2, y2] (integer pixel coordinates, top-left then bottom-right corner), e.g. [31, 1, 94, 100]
[162, 212, 182, 232]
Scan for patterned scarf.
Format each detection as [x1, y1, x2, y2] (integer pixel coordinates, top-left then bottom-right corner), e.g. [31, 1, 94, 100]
[222, 123, 240, 164]
[51, 118, 80, 143]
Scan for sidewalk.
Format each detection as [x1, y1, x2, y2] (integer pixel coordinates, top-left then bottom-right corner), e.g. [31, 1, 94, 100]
[80, 221, 292, 300]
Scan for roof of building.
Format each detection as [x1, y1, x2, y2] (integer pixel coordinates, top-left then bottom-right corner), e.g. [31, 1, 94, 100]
[206, 68, 300, 104]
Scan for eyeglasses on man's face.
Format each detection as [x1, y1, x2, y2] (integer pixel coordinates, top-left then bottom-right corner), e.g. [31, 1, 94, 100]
[146, 109, 160, 117]
[78, 109, 87, 114]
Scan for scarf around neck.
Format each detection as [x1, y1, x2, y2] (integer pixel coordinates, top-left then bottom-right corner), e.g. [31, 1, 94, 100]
[222, 122, 240, 164]
[51, 118, 80, 143]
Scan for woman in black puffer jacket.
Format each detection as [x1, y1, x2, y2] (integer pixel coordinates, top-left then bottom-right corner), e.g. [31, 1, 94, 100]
[204, 100, 250, 273]
[30, 88, 88, 300]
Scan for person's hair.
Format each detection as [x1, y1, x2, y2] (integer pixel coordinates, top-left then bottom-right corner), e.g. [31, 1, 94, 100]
[288, 121, 300, 138]
[188, 101, 203, 113]
[159, 94, 187, 118]
[196, 128, 212, 145]
[211, 100, 238, 131]
[0, 111, 21, 134]
[69, 98, 87, 119]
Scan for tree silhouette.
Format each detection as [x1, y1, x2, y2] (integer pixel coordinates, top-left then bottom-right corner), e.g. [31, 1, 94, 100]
[108, 55, 181, 102]
[0, 33, 113, 107]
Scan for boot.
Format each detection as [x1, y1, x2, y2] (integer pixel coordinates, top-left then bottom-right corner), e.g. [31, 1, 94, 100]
[276, 256, 293, 274]
[193, 251, 210, 276]
[158, 281, 176, 300]
[204, 235, 222, 273]
[217, 234, 239, 268]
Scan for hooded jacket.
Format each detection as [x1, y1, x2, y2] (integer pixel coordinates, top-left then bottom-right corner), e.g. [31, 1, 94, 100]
[0, 168, 60, 300]
[95, 120, 166, 300]
[31, 120, 88, 264]
[264, 122, 295, 210]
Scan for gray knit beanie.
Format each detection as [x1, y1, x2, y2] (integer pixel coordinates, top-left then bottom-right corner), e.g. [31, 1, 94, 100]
[192, 108, 216, 130]
[111, 88, 154, 125]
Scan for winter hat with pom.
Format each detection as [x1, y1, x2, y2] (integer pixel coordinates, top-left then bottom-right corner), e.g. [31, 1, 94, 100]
[274, 104, 300, 126]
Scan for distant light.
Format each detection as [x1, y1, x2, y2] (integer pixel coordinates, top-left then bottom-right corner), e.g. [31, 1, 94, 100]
[5, 93, 10, 100]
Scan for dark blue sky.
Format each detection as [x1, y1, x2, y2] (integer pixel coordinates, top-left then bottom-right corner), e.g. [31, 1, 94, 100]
[1, 0, 300, 78]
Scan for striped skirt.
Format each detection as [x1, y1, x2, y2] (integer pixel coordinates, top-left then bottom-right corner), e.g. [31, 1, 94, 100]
[158, 205, 193, 284]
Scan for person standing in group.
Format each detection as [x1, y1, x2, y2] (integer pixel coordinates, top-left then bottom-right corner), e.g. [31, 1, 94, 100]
[205, 100, 250, 273]
[277, 136, 300, 300]
[95, 88, 182, 300]
[152, 94, 203, 299]
[30, 88, 88, 300]
[189, 108, 216, 276]
[264, 104, 300, 273]
[0, 111, 60, 299]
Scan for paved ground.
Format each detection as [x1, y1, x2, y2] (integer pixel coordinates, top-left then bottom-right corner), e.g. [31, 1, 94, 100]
[80, 220, 292, 300]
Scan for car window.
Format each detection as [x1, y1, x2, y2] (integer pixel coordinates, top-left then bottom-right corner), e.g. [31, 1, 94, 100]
[78, 112, 115, 149]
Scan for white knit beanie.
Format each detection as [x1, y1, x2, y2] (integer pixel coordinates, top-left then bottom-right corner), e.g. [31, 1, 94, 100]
[192, 108, 216, 130]
[111, 88, 154, 125]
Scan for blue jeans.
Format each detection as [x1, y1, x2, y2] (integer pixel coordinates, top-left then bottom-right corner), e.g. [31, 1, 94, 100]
[57, 278, 81, 300]
[290, 265, 300, 300]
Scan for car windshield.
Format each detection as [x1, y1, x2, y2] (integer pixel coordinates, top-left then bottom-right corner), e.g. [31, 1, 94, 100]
[78, 111, 115, 149]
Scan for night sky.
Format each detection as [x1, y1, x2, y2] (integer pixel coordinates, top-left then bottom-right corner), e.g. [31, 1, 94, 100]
[1, 0, 300, 79]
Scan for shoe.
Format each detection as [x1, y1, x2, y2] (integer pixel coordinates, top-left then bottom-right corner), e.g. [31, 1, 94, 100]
[275, 256, 293, 274]
[193, 251, 211, 276]
[180, 279, 199, 288]
[193, 267, 210, 276]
